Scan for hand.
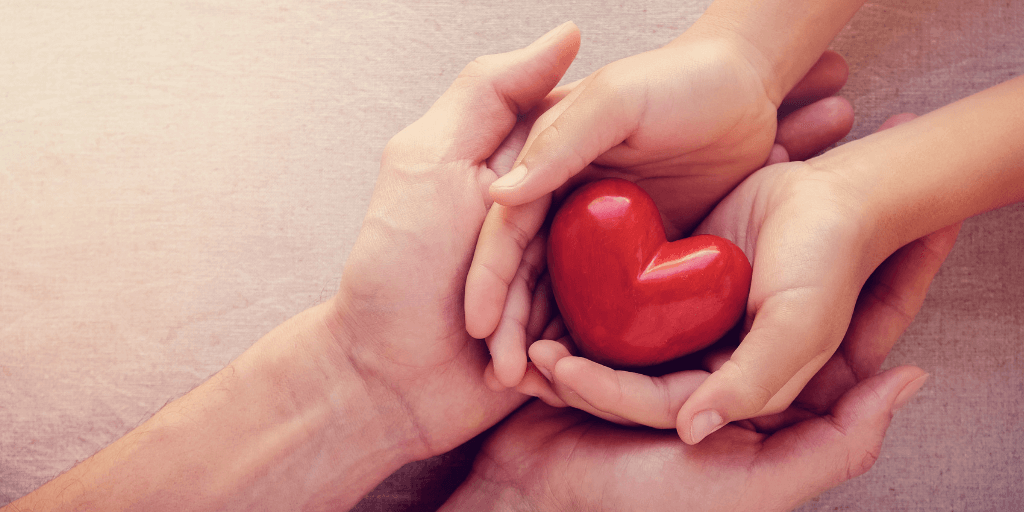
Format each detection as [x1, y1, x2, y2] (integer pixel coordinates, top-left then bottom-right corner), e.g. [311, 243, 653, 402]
[527, 114, 962, 444]
[331, 22, 583, 459]
[464, 30, 853, 389]
[440, 209, 958, 510]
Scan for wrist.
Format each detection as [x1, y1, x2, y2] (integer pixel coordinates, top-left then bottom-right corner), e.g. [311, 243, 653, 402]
[230, 300, 423, 506]
[682, 0, 866, 105]
[803, 147, 903, 269]
[6, 301, 418, 511]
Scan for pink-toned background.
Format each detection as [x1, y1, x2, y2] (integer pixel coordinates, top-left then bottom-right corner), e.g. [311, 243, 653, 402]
[1, 1, 1022, 510]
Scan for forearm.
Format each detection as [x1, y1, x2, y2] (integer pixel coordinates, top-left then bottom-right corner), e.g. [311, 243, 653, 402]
[681, 0, 866, 104]
[5, 302, 416, 512]
[814, 74, 1024, 255]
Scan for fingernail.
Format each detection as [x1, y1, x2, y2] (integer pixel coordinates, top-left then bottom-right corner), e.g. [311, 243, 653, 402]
[690, 410, 724, 443]
[893, 373, 929, 411]
[532, 21, 572, 47]
[492, 164, 527, 190]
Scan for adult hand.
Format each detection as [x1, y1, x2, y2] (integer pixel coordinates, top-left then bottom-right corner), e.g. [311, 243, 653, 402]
[440, 202, 958, 510]
[526, 114, 961, 445]
[464, 31, 852, 389]
[332, 22, 582, 460]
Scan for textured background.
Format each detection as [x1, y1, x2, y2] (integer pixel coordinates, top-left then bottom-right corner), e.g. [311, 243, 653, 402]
[1, 1, 1022, 510]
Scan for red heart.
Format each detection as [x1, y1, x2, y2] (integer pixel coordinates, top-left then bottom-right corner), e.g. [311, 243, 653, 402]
[548, 178, 752, 368]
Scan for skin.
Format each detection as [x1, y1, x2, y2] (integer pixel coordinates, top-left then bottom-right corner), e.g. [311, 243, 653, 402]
[465, 0, 873, 444]
[438, 114, 961, 509]
[2, 23, 581, 512]
[518, 115, 961, 436]
[518, 68, 1024, 446]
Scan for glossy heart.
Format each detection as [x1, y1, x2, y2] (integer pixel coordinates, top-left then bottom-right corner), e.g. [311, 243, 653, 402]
[548, 178, 752, 368]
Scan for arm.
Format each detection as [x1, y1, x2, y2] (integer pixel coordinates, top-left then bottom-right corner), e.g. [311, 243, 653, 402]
[688, 0, 867, 105]
[4, 303, 415, 512]
[814, 74, 1024, 252]
[3, 23, 583, 511]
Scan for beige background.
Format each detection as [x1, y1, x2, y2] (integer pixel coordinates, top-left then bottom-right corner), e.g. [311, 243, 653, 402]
[1, 1, 1022, 510]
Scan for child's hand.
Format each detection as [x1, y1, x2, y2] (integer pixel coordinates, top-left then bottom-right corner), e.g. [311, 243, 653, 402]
[465, 41, 852, 390]
[523, 113, 961, 444]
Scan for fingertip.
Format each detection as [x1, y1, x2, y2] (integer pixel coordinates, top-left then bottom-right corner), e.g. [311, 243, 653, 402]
[483, 360, 505, 392]
[489, 164, 528, 198]
[464, 266, 505, 340]
[783, 50, 849, 106]
[892, 369, 929, 412]
[765, 144, 790, 166]
[491, 339, 528, 389]
[777, 96, 854, 161]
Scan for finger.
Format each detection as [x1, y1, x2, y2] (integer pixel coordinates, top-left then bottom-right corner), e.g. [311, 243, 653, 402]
[751, 366, 928, 508]
[485, 233, 549, 388]
[528, 339, 638, 425]
[764, 144, 790, 166]
[488, 64, 643, 206]
[487, 80, 586, 179]
[781, 50, 849, 108]
[525, 272, 555, 343]
[410, 22, 581, 162]
[793, 223, 959, 415]
[540, 315, 568, 342]
[775, 96, 854, 161]
[465, 196, 551, 339]
[551, 356, 711, 429]
[515, 363, 569, 408]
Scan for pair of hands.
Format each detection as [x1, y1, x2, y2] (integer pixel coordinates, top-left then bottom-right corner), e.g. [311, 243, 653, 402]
[337, 22, 957, 510]
[461, 23, 958, 444]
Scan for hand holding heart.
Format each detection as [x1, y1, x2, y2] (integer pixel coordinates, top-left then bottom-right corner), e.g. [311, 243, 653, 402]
[525, 114, 962, 445]
[465, 39, 853, 393]
[442, 161, 960, 510]
[462, 36, 863, 435]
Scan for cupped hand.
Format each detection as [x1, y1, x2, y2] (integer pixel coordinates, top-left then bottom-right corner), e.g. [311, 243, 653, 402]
[465, 39, 853, 388]
[441, 366, 929, 512]
[440, 173, 959, 510]
[330, 22, 583, 460]
[528, 113, 961, 444]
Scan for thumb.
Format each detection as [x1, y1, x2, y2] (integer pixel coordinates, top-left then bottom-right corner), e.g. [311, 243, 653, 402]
[405, 22, 581, 163]
[488, 56, 644, 205]
[751, 365, 928, 509]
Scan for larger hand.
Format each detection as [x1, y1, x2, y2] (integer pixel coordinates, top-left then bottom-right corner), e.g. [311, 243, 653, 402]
[332, 22, 582, 459]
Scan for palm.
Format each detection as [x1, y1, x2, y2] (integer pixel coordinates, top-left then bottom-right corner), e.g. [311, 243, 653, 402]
[472, 399, 840, 512]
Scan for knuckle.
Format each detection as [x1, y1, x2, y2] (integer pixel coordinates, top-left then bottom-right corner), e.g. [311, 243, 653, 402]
[719, 360, 776, 415]
[500, 214, 535, 253]
[381, 130, 417, 168]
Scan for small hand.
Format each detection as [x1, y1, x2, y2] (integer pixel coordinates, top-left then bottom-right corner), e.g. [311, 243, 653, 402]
[465, 37, 853, 389]
[441, 167, 958, 510]
[528, 114, 961, 444]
